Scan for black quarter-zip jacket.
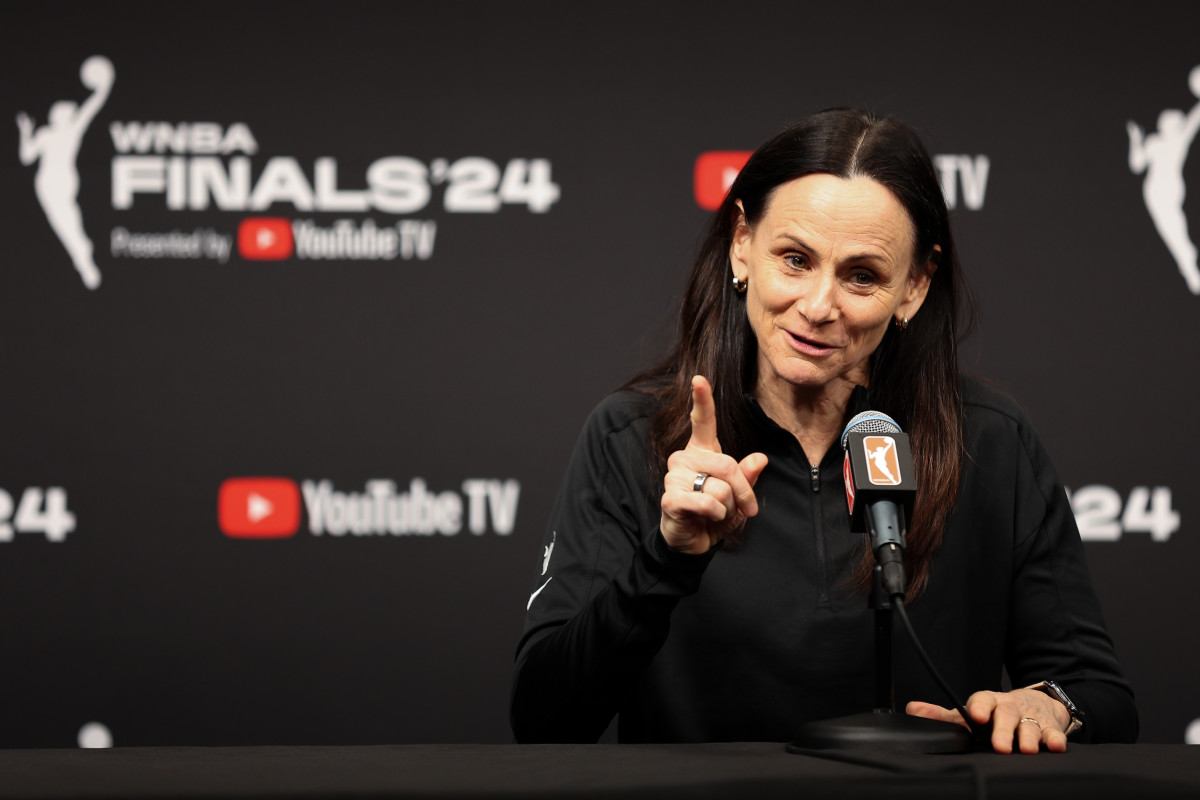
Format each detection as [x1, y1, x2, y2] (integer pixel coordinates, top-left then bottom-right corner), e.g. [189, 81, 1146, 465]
[511, 377, 1136, 744]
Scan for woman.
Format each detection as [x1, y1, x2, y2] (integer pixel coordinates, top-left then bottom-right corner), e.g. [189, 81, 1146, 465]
[511, 109, 1137, 753]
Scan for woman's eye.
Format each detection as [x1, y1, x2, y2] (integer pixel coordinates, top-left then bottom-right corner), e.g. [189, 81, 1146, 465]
[784, 254, 807, 270]
[851, 271, 877, 287]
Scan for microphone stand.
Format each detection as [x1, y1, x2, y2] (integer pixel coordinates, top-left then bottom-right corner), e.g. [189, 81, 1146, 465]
[787, 504, 973, 754]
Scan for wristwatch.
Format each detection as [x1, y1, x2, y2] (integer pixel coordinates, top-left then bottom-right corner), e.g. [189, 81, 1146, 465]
[1024, 680, 1084, 736]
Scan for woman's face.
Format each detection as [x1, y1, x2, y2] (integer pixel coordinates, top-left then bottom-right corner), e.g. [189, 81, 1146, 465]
[730, 173, 933, 402]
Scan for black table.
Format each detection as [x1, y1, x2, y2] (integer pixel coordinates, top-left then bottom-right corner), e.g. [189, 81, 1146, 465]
[3, 743, 1199, 799]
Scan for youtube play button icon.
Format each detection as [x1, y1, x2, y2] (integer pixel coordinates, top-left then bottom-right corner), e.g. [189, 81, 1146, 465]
[238, 217, 294, 260]
[218, 477, 301, 538]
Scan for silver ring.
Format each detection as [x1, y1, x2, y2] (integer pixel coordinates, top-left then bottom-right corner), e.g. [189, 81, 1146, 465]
[693, 473, 709, 492]
[1019, 717, 1042, 729]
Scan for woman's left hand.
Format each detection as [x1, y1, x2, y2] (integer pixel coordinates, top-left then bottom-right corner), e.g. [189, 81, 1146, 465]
[906, 689, 1072, 754]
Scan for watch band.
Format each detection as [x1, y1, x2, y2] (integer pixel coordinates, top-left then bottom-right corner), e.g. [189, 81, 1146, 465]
[1024, 680, 1084, 736]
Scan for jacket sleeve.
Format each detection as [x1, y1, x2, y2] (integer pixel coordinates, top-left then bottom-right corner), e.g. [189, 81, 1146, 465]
[1003, 415, 1139, 743]
[509, 396, 716, 743]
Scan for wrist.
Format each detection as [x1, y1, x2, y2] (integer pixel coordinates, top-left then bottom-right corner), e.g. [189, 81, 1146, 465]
[652, 527, 720, 566]
[1023, 681, 1084, 736]
[661, 534, 713, 555]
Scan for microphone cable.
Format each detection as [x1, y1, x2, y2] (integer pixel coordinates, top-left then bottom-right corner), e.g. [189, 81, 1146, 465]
[892, 594, 984, 741]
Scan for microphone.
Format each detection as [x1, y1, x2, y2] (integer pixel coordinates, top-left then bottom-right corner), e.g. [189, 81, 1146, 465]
[841, 411, 916, 597]
[789, 411, 976, 754]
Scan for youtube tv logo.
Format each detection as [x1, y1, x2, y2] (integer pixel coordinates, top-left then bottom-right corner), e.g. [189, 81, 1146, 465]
[238, 217, 294, 260]
[693, 151, 751, 211]
[218, 477, 301, 538]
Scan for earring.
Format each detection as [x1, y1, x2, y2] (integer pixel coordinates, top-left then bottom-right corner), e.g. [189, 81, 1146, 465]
[894, 316, 909, 331]
[732, 276, 748, 293]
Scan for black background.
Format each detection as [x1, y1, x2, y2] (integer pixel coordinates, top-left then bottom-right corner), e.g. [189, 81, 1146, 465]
[0, 1, 1196, 747]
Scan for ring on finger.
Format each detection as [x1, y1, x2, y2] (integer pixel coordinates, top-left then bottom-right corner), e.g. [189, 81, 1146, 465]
[693, 473, 710, 492]
[1019, 717, 1042, 729]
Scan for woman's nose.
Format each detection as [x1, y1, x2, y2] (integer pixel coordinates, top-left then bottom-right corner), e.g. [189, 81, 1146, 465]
[797, 272, 837, 324]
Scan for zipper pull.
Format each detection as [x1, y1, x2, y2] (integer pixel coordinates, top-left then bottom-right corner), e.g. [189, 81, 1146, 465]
[810, 465, 820, 493]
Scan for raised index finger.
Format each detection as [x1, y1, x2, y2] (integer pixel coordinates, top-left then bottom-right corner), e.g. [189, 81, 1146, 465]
[688, 375, 721, 453]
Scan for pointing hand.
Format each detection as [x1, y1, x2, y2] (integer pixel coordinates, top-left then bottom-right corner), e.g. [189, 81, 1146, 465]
[659, 375, 768, 554]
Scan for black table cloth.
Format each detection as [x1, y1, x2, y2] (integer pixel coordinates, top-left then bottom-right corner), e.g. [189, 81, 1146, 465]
[3, 743, 1199, 799]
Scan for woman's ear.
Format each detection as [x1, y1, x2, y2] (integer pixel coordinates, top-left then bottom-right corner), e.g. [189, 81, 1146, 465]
[730, 201, 751, 279]
[899, 244, 939, 322]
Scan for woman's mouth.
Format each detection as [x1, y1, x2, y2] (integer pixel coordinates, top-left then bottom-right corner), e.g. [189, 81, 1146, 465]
[786, 330, 836, 355]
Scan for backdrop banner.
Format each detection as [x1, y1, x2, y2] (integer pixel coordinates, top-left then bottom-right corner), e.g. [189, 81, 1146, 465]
[1, 1, 1196, 748]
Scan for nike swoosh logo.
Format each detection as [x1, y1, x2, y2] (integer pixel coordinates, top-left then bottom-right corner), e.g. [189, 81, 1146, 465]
[527, 577, 553, 610]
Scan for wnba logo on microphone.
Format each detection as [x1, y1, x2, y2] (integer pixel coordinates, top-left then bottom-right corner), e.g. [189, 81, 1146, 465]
[862, 436, 902, 486]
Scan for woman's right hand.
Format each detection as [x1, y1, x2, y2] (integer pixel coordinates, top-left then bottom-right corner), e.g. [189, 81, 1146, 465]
[659, 375, 768, 554]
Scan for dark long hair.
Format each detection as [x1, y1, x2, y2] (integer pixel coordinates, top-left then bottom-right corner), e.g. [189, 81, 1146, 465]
[630, 109, 975, 599]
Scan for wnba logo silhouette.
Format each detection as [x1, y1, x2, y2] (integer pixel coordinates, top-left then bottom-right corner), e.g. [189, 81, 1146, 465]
[862, 436, 901, 486]
[16, 56, 114, 290]
[1128, 65, 1200, 295]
